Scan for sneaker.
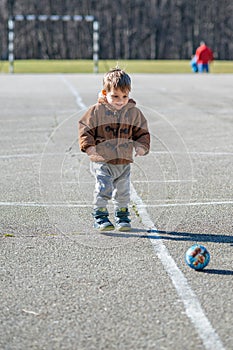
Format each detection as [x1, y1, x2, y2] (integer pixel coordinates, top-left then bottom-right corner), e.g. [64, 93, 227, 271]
[115, 207, 131, 232]
[92, 208, 114, 231]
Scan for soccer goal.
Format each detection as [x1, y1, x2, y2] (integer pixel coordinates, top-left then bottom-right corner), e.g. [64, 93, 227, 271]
[8, 14, 99, 73]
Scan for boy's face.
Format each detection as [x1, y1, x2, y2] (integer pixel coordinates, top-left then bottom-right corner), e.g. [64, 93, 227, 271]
[105, 88, 129, 110]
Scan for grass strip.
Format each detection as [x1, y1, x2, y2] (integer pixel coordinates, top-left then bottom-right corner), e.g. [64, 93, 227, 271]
[1, 59, 233, 74]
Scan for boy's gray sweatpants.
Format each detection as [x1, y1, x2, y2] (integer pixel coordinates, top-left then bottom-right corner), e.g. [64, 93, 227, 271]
[90, 162, 131, 209]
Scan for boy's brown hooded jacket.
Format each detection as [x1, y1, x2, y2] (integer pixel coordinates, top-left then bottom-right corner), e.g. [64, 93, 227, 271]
[78, 96, 150, 165]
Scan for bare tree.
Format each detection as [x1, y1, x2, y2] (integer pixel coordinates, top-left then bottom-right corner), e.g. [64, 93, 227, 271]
[1, 0, 233, 60]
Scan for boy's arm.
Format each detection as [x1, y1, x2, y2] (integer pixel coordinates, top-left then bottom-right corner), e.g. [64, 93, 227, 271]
[79, 120, 95, 152]
[85, 145, 105, 162]
[78, 107, 105, 162]
[135, 146, 147, 156]
[78, 107, 96, 153]
[133, 110, 150, 156]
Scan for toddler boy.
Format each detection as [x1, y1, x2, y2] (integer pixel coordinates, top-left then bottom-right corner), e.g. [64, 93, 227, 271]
[78, 68, 150, 231]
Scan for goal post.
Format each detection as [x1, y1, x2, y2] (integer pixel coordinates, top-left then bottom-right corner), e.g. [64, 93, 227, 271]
[8, 14, 99, 73]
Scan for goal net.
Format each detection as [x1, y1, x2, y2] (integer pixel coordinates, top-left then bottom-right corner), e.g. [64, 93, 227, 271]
[8, 14, 99, 73]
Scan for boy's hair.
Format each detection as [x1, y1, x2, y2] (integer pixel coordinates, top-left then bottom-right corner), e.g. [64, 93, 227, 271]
[103, 68, 131, 92]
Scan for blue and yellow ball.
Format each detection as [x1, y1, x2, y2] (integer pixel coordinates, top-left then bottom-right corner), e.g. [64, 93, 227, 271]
[185, 244, 210, 271]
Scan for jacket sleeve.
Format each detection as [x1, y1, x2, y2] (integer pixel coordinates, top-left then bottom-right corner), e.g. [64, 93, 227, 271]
[78, 106, 96, 152]
[132, 109, 150, 155]
[208, 47, 214, 61]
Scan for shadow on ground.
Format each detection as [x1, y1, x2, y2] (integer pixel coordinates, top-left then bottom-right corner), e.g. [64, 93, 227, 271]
[102, 229, 233, 275]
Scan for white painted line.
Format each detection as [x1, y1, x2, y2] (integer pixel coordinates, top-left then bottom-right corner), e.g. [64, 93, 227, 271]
[62, 181, 95, 184]
[130, 184, 225, 350]
[133, 179, 197, 183]
[0, 200, 231, 209]
[59, 75, 87, 110]
[60, 75, 226, 350]
[0, 152, 72, 159]
[1, 150, 232, 160]
[0, 153, 43, 159]
[64, 179, 196, 184]
[141, 200, 233, 207]
[0, 202, 92, 207]
[151, 151, 233, 156]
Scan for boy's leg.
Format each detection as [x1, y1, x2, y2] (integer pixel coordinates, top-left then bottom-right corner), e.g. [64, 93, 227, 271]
[92, 207, 114, 231]
[114, 207, 131, 231]
[112, 164, 131, 209]
[90, 162, 113, 208]
[112, 164, 131, 231]
[90, 162, 114, 231]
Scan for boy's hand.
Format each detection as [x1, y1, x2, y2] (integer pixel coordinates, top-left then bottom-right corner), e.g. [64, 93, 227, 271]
[135, 146, 146, 157]
[86, 146, 105, 162]
[86, 146, 97, 156]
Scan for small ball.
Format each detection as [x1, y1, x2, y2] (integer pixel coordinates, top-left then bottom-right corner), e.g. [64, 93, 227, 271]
[185, 244, 210, 271]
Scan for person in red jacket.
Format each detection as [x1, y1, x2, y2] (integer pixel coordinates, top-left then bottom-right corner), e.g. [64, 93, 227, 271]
[195, 41, 214, 73]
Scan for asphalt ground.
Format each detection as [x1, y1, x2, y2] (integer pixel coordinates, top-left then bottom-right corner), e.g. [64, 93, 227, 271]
[0, 73, 232, 350]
